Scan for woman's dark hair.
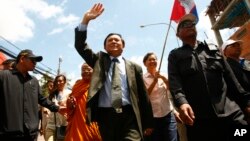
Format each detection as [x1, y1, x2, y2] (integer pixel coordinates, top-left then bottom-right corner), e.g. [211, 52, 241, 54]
[46, 79, 54, 85]
[104, 33, 125, 46]
[53, 74, 66, 87]
[49, 74, 66, 100]
[143, 52, 157, 63]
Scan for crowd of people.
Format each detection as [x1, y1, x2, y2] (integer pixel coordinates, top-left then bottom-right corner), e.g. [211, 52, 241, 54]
[0, 3, 250, 141]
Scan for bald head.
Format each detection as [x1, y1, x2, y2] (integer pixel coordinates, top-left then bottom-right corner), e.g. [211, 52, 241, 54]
[81, 63, 93, 82]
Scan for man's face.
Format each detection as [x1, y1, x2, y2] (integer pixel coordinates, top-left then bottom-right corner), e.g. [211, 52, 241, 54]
[177, 20, 197, 40]
[104, 34, 124, 57]
[81, 64, 93, 81]
[21, 56, 37, 71]
[224, 43, 242, 58]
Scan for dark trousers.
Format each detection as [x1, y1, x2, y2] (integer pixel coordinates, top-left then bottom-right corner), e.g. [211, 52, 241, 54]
[0, 124, 38, 141]
[186, 110, 247, 141]
[97, 105, 141, 141]
[0, 134, 37, 141]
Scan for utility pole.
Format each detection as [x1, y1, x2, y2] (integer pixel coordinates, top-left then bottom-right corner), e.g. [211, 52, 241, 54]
[57, 56, 62, 75]
[207, 12, 223, 47]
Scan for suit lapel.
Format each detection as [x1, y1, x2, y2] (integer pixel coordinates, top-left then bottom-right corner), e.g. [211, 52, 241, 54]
[102, 52, 111, 76]
[88, 52, 111, 101]
[125, 60, 136, 93]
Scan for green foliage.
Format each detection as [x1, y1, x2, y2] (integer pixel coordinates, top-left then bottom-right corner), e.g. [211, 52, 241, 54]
[39, 72, 54, 97]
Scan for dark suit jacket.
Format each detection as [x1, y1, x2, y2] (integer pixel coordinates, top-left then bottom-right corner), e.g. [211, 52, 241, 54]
[74, 28, 154, 136]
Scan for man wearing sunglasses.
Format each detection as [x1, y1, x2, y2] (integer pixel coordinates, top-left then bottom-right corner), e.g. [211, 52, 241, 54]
[0, 49, 64, 141]
[168, 14, 250, 141]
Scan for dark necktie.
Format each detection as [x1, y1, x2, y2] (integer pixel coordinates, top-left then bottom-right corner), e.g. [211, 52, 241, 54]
[111, 58, 122, 113]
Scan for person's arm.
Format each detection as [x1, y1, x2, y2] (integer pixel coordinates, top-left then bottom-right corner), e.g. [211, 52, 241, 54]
[37, 82, 67, 115]
[81, 3, 104, 25]
[146, 77, 158, 95]
[38, 90, 59, 112]
[74, 3, 104, 68]
[168, 51, 188, 107]
[158, 72, 168, 86]
[38, 106, 44, 135]
[77, 3, 104, 31]
[146, 72, 168, 95]
[66, 95, 76, 121]
[168, 51, 195, 126]
[168, 90, 183, 123]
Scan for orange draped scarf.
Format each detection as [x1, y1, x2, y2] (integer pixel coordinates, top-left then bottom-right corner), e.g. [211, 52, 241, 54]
[64, 80, 102, 141]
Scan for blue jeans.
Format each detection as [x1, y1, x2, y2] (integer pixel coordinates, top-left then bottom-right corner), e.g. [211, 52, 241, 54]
[145, 112, 178, 141]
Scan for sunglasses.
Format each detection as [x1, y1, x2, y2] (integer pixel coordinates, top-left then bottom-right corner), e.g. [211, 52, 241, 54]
[24, 56, 37, 64]
[179, 21, 196, 29]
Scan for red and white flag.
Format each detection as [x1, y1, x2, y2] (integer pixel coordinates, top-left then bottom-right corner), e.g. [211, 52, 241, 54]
[170, 0, 199, 23]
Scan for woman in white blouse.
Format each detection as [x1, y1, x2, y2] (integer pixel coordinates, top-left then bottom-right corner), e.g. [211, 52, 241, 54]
[143, 52, 181, 141]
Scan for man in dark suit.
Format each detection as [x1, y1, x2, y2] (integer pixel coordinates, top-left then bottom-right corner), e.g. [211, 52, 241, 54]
[74, 3, 153, 141]
[168, 14, 250, 141]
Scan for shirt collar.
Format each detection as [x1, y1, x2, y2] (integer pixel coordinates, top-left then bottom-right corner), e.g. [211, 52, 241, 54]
[11, 68, 31, 78]
[110, 56, 123, 63]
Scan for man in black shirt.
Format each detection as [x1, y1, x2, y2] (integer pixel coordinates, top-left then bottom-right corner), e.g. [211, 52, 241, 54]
[168, 14, 250, 141]
[0, 49, 62, 141]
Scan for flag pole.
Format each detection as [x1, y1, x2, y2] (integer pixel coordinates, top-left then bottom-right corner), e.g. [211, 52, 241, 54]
[158, 20, 172, 72]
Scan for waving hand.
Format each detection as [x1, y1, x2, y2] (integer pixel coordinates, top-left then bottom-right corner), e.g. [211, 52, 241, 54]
[82, 3, 105, 25]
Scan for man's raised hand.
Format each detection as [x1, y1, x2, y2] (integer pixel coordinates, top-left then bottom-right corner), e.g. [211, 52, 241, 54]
[82, 3, 104, 25]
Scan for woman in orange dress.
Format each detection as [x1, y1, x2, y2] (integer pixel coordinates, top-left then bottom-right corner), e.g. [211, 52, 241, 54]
[64, 63, 102, 141]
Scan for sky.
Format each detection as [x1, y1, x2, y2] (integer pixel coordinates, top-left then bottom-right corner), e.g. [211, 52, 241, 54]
[0, 0, 235, 86]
